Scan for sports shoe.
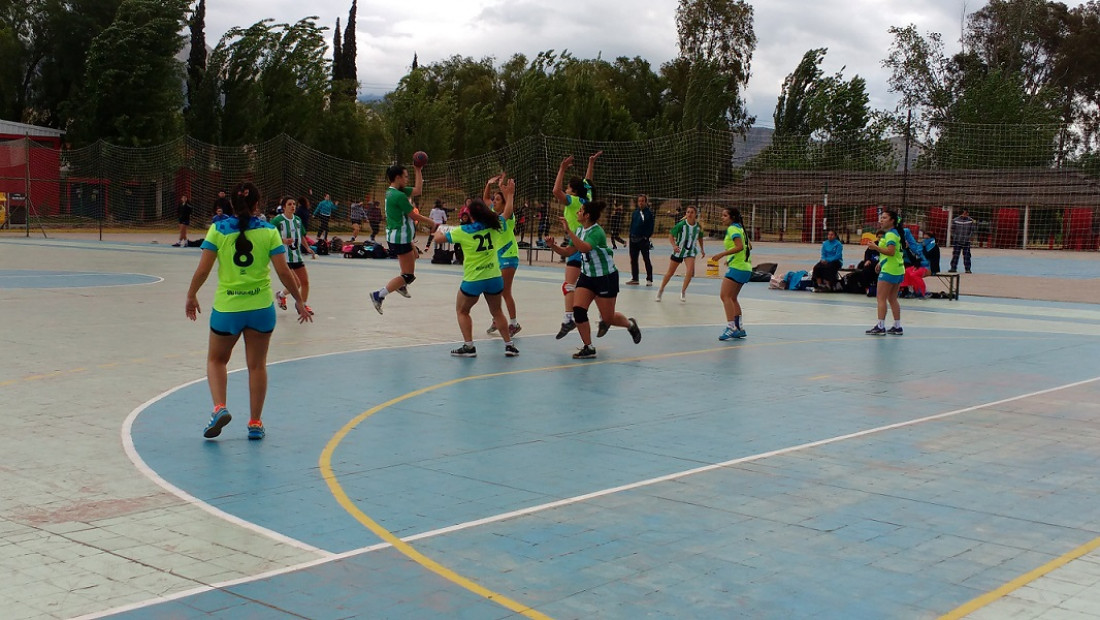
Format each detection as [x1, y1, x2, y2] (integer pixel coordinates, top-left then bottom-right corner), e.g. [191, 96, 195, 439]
[555, 320, 576, 340]
[866, 325, 887, 336]
[680, 292, 686, 302]
[965, 270, 972, 274]
[451, 344, 477, 357]
[508, 323, 522, 337]
[486, 323, 499, 334]
[370, 291, 384, 315]
[596, 320, 610, 338]
[655, 292, 662, 302]
[276, 291, 287, 310]
[646, 280, 653, 286]
[247, 421, 265, 440]
[396, 286, 411, 298]
[203, 406, 232, 438]
[171, 241, 182, 247]
[947, 268, 957, 273]
[625, 280, 639, 286]
[719, 327, 737, 341]
[572, 345, 597, 359]
[887, 326, 904, 336]
[504, 344, 519, 357]
[627, 318, 642, 344]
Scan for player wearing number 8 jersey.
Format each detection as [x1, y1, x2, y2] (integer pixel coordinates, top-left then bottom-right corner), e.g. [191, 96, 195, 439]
[434, 178, 519, 358]
[185, 182, 312, 442]
[546, 200, 641, 359]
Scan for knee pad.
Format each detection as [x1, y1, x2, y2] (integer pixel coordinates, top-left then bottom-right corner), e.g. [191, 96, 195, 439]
[561, 281, 575, 296]
[402, 273, 416, 285]
[572, 306, 589, 324]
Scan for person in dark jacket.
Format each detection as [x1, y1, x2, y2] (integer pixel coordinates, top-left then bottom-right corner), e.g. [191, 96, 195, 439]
[627, 194, 655, 285]
[949, 209, 975, 273]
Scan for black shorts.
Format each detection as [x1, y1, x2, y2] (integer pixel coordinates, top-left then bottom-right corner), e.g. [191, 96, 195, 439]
[178, 217, 191, 226]
[669, 254, 684, 264]
[288, 261, 305, 270]
[577, 272, 619, 298]
[350, 219, 362, 225]
[389, 242, 414, 256]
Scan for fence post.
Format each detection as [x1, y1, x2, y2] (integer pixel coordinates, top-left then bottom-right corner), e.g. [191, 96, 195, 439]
[1023, 205, 1030, 250]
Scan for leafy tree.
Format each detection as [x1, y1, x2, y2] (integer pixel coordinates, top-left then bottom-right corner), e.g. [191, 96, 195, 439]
[675, 0, 756, 131]
[382, 67, 454, 163]
[186, 0, 206, 112]
[331, 17, 343, 81]
[342, 0, 357, 84]
[75, 0, 189, 146]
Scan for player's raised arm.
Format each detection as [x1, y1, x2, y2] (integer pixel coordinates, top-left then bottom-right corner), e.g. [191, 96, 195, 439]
[552, 155, 573, 203]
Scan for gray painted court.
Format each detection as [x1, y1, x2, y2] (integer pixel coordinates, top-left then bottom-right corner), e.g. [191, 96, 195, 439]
[3, 235, 1100, 619]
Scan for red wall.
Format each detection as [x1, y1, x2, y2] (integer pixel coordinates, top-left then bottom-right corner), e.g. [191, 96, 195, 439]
[0, 136, 62, 215]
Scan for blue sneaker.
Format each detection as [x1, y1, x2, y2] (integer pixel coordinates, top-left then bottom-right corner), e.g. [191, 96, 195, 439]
[732, 329, 747, 339]
[719, 327, 737, 341]
[203, 407, 231, 438]
[247, 421, 265, 440]
[370, 291, 384, 315]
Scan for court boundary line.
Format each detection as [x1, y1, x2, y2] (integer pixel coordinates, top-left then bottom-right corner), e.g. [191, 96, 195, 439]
[111, 330, 1100, 619]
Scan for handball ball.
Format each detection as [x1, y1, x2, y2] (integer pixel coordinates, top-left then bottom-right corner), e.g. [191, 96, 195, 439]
[412, 151, 428, 167]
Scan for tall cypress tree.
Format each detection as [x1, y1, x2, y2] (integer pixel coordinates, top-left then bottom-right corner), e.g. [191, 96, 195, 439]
[332, 17, 343, 82]
[342, 0, 357, 84]
[186, 0, 207, 111]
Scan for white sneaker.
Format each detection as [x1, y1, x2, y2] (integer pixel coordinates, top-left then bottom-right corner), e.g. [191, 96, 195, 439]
[655, 292, 662, 302]
[680, 292, 686, 302]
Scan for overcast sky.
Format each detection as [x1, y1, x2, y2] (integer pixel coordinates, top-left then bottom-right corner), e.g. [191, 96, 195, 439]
[199, 0, 1084, 126]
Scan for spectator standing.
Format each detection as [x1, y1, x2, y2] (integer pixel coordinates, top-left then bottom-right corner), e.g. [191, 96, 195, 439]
[627, 194, 655, 285]
[174, 194, 192, 247]
[349, 198, 367, 242]
[366, 200, 383, 241]
[313, 193, 336, 240]
[213, 190, 231, 223]
[606, 201, 627, 249]
[949, 209, 975, 273]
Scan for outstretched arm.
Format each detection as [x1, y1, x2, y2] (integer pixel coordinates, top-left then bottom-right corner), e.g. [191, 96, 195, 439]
[500, 177, 516, 221]
[552, 155, 573, 204]
[411, 163, 424, 198]
[585, 150, 602, 182]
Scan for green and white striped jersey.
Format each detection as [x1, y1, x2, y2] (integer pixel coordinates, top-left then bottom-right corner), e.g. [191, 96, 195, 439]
[670, 219, 701, 259]
[270, 214, 307, 263]
[577, 224, 617, 277]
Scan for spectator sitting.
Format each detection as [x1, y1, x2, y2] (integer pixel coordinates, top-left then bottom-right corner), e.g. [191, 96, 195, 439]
[857, 230, 884, 295]
[922, 231, 940, 274]
[901, 227, 931, 298]
[811, 229, 844, 292]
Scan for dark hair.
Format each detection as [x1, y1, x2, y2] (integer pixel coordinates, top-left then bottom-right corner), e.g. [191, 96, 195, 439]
[567, 177, 588, 201]
[467, 199, 501, 230]
[230, 182, 259, 257]
[882, 209, 899, 228]
[583, 200, 606, 223]
[386, 164, 406, 182]
[723, 207, 743, 226]
[297, 195, 311, 210]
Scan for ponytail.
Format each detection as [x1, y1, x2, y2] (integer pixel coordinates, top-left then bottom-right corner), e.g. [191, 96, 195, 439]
[230, 182, 259, 258]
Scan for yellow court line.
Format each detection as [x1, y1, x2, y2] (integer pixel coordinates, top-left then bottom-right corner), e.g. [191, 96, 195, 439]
[940, 536, 1100, 619]
[317, 334, 1045, 618]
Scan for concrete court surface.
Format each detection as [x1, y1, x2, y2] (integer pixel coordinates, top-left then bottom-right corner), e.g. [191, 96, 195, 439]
[3, 233, 1100, 619]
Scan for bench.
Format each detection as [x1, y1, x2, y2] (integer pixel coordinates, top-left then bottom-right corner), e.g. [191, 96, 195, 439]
[524, 244, 558, 265]
[836, 268, 960, 299]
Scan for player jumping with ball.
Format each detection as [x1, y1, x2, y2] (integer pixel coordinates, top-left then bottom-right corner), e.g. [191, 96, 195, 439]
[370, 158, 439, 314]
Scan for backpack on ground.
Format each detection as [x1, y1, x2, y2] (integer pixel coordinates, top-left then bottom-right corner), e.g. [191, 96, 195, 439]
[315, 238, 329, 255]
[431, 247, 455, 264]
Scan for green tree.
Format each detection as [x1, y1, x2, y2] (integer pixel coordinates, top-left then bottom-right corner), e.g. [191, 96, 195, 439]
[675, 0, 756, 131]
[75, 0, 189, 146]
[382, 67, 454, 163]
[201, 18, 330, 146]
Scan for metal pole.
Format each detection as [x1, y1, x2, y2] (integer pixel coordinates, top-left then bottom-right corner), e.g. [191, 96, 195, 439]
[1023, 205, 1030, 250]
[901, 109, 912, 213]
[24, 136, 30, 237]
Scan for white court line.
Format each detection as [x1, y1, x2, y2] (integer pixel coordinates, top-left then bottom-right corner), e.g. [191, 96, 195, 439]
[100, 361, 1100, 619]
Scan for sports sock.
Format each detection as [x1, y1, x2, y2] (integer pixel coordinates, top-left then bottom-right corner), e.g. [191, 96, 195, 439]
[464, 341, 473, 347]
[376, 288, 389, 299]
[727, 321, 736, 330]
[509, 318, 519, 327]
[734, 316, 742, 329]
[877, 320, 885, 329]
[564, 312, 573, 323]
[893, 320, 902, 328]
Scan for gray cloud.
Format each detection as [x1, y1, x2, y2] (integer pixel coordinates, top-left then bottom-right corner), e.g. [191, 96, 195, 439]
[200, 0, 1087, 124]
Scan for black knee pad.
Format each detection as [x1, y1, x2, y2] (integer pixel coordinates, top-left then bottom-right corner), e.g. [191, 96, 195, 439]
[402, 273, 416, 285]
[572, 306, 589, 324]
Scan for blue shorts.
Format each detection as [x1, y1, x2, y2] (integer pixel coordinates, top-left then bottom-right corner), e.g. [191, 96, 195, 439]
[725, 267, 751, 284]
[210, 305, 277, 336]
[460, 276, 504, 297]
[499, 256, 519, 271]
[565, 251, 582, 266]
[879, 272, 904, 284]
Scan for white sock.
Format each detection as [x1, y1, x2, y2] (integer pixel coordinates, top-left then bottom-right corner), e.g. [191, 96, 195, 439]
[564, 312, 573, 323]
[877, 320, 885, 329]
[509, 318, 519, 327]
[465, 341, 473, 347]
[893, 320, 902, 328]
[727, 321, 736, 330]
[377, 288, 389, 299]
[504, 340, 513, 347]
